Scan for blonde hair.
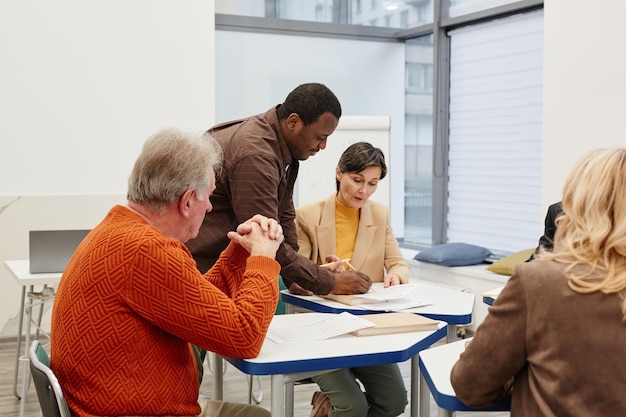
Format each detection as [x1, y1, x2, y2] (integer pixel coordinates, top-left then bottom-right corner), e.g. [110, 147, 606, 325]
[538, 148, 626, 317]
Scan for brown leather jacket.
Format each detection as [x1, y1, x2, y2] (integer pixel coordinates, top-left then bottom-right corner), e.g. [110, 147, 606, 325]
[186, 106, 335, 294]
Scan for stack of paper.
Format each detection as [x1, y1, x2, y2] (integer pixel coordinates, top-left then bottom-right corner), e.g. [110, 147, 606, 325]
[350, 312, 440, 337]
[321, 284, 431, 311]
[266, 312, 374, 343]
[266, 311, 440, 343]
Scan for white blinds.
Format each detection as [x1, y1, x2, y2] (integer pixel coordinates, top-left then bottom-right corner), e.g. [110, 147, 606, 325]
[446, 10, 544, 254]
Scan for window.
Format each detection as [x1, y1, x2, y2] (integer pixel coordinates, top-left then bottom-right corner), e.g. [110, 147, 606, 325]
[400, 10, 409, 28]
[215, 0, 430, 29]
[446, 11, 543, 253]
[416, 3, 430, 25]
[406, 63, 433, 93]
[449, 0, 522, 17]
[404, 36, 434, 246]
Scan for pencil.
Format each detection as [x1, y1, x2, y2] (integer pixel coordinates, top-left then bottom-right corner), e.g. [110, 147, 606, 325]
[320, 258, 351, 268]
[344, 260, 357, 271]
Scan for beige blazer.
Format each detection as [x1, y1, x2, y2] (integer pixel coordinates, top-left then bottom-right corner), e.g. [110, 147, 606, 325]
[295, 194, 409, 283]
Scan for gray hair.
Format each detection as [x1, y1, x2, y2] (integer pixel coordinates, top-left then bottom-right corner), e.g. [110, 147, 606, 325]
[127, 127, 222, 213]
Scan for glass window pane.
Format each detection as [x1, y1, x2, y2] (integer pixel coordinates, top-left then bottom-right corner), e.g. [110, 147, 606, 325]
[447, 11, 543, 253]
[216, 0, 266, 17]
[448, 0, 520, 18]
[216, 0, 434, 28]
[404, 35, 434, 246]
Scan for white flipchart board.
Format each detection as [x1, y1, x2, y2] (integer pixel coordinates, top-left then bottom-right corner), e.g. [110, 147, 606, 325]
[296, 116, 390, 208]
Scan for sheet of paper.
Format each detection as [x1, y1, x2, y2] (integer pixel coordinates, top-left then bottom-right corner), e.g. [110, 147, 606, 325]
[355, 283, 417, 301]
[266, 312, 373, 343]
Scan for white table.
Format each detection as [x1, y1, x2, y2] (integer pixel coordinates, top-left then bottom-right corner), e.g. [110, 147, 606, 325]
[280, 281, 475, 342]
[482, 286, 503, 306]
[223, 312, 448, 417]
[418, 337, 511, 417]
[5, 260, 62, 417]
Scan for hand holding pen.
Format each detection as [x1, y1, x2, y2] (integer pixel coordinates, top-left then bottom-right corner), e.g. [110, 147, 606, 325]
[322, 259, 371, 295]
[320, 256, 348, 273]
[320, 257, 358, 272]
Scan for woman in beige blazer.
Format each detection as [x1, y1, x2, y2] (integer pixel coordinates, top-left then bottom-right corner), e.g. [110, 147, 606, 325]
[296, 193, 409, 284]
[295, 142, 409, 417]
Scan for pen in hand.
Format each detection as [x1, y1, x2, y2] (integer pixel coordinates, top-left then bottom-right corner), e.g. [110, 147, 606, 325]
[342, 260, 375, 292]
[320, 258, 358, 272]
[320, 258, 352, 268]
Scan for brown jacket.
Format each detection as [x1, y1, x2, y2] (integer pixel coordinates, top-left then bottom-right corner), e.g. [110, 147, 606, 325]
[186, 106, 335, 294]
[451, 259, 626, 416]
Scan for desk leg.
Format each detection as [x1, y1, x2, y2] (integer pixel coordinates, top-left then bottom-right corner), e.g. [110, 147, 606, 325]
[438, 407, 453, 417]
[20, 285, 34, 417]
[34, 285, 48, 340]
[418, 368, 430, 417]
[285, 303, 295, 314]
[446, 325, 457, 343]
[412, 356, 425, 417]
[212, 353, 223, 401]
[284, 381, 295, 417]
[13, 286, 26, 399]
[271, 374, 285, 417]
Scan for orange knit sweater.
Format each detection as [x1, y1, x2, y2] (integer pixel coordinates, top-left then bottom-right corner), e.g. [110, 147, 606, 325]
[51, 205, 280, 417]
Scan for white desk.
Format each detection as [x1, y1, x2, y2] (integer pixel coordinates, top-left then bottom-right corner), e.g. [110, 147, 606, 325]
[280, 282, 475, 342]
[418, 338, 511, 417]
[223, 312, 448, 417]
[482, 286, 503, 306]
[5, 260, 62, 417]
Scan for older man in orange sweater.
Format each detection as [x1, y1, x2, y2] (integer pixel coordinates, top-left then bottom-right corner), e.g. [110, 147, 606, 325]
[51, 128, 282, 417]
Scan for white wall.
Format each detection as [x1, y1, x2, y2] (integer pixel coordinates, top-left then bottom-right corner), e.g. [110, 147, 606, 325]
[542, 0, 626, 211]
[0, 0, 215, 339]
[1, 1, 215, 195]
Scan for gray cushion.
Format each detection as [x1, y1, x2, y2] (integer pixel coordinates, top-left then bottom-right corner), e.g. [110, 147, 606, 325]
[414, 242, 492, 267]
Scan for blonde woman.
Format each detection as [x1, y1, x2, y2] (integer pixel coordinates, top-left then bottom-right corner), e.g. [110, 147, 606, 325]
[451, 148, 626, 416]
[295, 142, 409, 417]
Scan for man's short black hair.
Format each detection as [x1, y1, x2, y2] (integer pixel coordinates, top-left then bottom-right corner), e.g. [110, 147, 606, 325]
[276, 83, 341, 125]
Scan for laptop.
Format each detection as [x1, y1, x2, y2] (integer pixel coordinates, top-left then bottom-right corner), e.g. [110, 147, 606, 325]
[29, 229, 91, 273]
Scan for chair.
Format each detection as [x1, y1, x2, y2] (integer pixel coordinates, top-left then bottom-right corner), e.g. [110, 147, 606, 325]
[28, 340, 72, 417]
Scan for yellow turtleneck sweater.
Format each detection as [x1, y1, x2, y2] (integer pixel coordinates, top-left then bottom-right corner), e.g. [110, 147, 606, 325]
[335, 197, 360, 264]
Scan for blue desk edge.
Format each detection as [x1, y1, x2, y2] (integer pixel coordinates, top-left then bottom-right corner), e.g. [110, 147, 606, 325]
[226, 324, 448, 376]
[417, 356, 511, 412]
[280, 292, 473, 325]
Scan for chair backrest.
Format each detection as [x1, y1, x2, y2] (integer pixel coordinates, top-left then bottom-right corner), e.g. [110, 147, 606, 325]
[275, 276, 288, 315]
[29, 340, 72, 417]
